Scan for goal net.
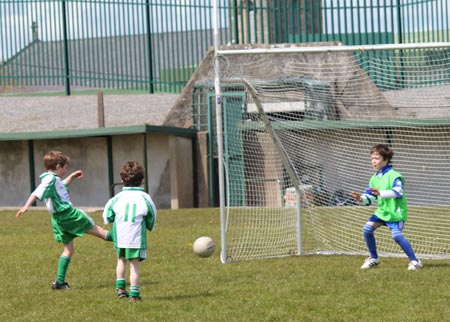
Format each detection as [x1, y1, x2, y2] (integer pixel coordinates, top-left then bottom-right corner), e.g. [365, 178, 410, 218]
[216, 42, 450, 263]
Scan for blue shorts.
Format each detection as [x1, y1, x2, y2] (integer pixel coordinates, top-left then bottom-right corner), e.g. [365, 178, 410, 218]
[368, 214, 404, 231]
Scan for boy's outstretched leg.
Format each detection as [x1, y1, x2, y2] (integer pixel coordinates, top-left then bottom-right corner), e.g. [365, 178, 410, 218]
[87, 225, 113, 241]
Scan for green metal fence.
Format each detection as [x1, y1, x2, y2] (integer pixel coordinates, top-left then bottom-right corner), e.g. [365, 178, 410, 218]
[0, 0, 449, 95]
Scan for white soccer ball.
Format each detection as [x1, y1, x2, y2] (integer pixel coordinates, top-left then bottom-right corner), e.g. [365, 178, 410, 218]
[193, 236, 216, 258]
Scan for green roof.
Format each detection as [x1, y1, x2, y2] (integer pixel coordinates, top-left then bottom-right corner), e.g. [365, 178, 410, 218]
[0, 124, 197, 141]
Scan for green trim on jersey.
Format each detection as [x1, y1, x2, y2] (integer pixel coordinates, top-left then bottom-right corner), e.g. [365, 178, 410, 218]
[115, 247, 147, 261]
[369, 169, 407, 222]
[103, 186, 156, 250]
[144, 197, 156, 231]
[35, 172, 72, 213]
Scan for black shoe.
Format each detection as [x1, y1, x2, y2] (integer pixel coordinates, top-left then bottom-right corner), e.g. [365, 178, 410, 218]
[117, 288, 129, 298]
[52, 281, 70, 290]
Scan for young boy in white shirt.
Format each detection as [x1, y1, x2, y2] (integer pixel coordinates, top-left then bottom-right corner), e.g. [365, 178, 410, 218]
[103, 161, 157, 302]
[16, 150, 113, 290]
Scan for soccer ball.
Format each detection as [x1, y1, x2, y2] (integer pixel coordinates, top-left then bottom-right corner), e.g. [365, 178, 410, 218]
[193, 236, 216, 258]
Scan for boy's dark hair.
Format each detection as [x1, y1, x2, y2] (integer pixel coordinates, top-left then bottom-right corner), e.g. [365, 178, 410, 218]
[120, 161, 144, 187]
[43, 151, 70, 170]
[370, 144, 394, 163]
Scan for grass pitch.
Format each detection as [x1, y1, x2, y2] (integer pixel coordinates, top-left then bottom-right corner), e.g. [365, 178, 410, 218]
[1, 208, 450, 322]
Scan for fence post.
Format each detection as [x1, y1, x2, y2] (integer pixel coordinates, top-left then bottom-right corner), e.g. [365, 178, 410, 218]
[145, 0, 154, 93]
[61, 0, 71, 95]
[98, 90, 105, 127]
[396, 0, 403, 44]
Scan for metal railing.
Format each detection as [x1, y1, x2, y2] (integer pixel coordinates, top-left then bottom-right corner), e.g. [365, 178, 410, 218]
[0, 0, 449, 95]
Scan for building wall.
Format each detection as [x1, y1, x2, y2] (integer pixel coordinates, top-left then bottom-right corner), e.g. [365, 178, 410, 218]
[1, 134, 184, 209]
[0, 140, 30, 206]
[0, 91, 202, 209]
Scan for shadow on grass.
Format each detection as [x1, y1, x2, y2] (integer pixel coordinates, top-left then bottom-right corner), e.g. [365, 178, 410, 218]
[421, 262, 450, 268]
[155, 291, 214, 301]
[76, 279, 160, 290]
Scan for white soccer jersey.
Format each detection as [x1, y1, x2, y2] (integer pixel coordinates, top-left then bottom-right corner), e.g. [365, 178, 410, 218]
[103, 187, 156, 249]
[33, 172, 73, 213]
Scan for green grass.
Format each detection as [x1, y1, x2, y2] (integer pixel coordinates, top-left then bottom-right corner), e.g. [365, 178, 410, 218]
[2, 208, 450, 322]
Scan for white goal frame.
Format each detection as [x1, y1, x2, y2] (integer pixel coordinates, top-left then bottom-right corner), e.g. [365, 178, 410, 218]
[214, 40, 450, 263]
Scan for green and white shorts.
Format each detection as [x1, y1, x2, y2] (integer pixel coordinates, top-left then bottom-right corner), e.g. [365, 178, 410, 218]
[51, 208, 95, 244]
[115, 247, 147, 261]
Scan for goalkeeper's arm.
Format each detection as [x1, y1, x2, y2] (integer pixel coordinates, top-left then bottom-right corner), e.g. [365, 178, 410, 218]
[359, 188, 377, 206]
[359, 177, 404, 205]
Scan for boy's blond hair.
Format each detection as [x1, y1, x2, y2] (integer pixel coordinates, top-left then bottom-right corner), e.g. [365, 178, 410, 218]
[43, 151, 70, 170]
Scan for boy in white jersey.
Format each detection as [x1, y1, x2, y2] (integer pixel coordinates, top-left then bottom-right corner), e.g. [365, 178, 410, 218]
[103, 161, 156, 302]
[16, 151, 113, 289]
[352, 144, 422, 270]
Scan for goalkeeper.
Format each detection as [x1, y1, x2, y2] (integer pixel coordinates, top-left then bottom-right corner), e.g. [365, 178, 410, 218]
[351, 144, 422, 270]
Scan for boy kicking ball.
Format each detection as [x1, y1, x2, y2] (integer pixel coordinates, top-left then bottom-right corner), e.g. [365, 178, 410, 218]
[16, 150, 113, 289]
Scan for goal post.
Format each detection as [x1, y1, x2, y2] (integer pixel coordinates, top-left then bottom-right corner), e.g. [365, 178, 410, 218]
[215, 42, 450, 263]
